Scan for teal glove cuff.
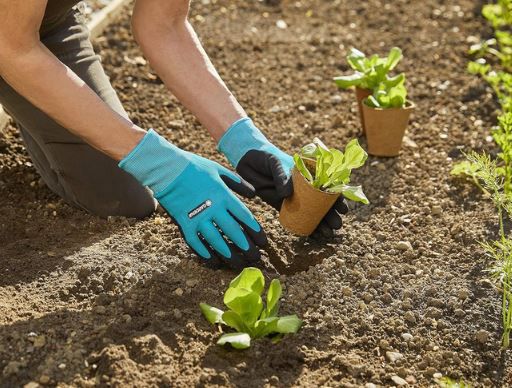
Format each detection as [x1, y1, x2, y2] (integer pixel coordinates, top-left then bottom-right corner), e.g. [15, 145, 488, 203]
[218, 118, 293, 174]
[119, 129, 190, 195]
[218, 118, 272, 167]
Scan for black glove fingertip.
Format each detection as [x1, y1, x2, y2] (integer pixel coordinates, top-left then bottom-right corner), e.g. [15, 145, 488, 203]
[221, 174, 256, 199]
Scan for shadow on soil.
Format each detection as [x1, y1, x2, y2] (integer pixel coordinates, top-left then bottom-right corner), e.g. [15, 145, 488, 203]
[0, 268, 305, 387]
[0, 164, 122, 287]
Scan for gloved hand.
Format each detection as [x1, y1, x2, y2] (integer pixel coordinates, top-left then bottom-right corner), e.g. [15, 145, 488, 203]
[119, 129, 267, 268]
[218, 117, 348, 237]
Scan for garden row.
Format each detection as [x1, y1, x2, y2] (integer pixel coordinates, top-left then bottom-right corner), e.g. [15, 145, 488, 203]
[452, 0, 512, 350]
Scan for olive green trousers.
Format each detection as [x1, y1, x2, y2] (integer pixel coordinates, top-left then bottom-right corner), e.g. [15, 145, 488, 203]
[0, 9, 155, 218]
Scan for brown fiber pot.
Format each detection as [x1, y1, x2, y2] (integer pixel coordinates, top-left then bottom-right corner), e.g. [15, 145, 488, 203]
[362, 101, 415, 157]
[279, 167, 341, 236]
[355, 87, 372, 134]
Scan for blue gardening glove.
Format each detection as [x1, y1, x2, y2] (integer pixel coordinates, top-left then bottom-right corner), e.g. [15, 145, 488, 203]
[218, 118, 348, 237]
[119, 129, 267, 267]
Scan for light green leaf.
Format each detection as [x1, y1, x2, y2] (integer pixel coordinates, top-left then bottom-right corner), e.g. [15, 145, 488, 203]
[199, 303, 225, 325]
[274, 315, 303, 334]
[301, 142, 319, 158]
[451, 160, 480, 177]
[266, 279, 282, 318]
[294, 154, 314, 183]
[254, 317, 279, 337]
[217, 333, 251, 349]
[333, 73, 364, 89]
[224, 288, 263, 325]
[384, 47, 403, 71]
[222, 310, 249, 333]
[342, 139, 368, 170]
[228, 267, 265, 295]
[329, 184, 369, 204]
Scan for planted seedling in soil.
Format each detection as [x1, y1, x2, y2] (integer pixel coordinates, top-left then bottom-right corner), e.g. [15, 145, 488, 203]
[334, 47, 403, 132]
[280, 138, 368, 236]
[362, 71, 415, 157]
[199, 267, 302, 349]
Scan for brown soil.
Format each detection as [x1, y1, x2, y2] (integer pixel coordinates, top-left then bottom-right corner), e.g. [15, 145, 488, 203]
[0, 0, 509, 386]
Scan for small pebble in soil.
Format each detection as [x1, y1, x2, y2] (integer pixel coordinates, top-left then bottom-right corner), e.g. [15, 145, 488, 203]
[174, 288, 184, 296]
[386, 351, 403, 363]
[173, 309, 183, 319]
[431, 205, 442, 215]
[475, 329, 490, 344]
[404, 311, 416, 324]
[391, 375, 407, 386]
[401, 333, 413, 342]
[397, 241, 413, 251]
[330, 95, 342, 104]
[457, 289, 470, 300]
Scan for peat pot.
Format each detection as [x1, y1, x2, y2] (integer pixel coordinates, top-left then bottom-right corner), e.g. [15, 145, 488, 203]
[355, 87, 372, 134]
[279, 167, 340, 236]
[362, 101, 415, 157]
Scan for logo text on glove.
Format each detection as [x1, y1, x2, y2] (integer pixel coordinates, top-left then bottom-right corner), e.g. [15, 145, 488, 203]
[188, 200, 212, 219]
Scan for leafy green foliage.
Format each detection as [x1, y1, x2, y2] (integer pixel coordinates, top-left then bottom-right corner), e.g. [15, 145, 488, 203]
[365, 73, 408, 109]
[334, 47, 403, 90]
[453, 112, 512, 195]
[454, 151, 512, 348]
[436, 376, 471, 388]
[453, 0, 512, 351]
[468, 0, 512, 113]
[482, 0, 512, 29]
[293, 138, 369, 204]
[200, 268, 302, 349]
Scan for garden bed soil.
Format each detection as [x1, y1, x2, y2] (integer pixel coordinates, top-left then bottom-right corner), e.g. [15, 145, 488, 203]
[0, 0, 509, 386]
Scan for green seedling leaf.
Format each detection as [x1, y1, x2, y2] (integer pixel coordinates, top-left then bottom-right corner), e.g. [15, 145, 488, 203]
[228, 267, 265, 295]
[342, 139, 368, 170]
[199, 303, 225, 325]
[274, 315, 303, 334]
[217, 333, 251, 349]
[301, 142, 318, 157]
[224, 288, 263, 325]
[333, 73, 364, 89]
[294, 154, 314, 182]
[254, 317, 279, 337]
[265, 279, 282, 318]
[335, 46, 404, 93]
[451, 160, 480, 177]
[384, 47, 403, 71]
[222, 310, 249, 333]
[328, 184, 369, 204]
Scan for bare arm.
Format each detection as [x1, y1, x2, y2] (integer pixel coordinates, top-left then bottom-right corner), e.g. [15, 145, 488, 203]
[0, 0, 146, 161]
[132, 0, 246, 142]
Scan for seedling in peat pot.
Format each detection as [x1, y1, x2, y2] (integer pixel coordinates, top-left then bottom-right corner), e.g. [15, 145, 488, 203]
[362, 72, 415, 157]
[279, 138, 368, 236]
[334, 47, 403, 132]
[199, 267, 302, 349]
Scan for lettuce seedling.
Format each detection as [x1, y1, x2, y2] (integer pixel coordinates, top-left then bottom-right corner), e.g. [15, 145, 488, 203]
[200, 268, 302, 349]
[365, 73, 408, 109]
[294, 138, 369, 204]
[334, 47, 403, 90]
